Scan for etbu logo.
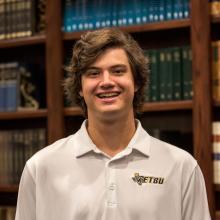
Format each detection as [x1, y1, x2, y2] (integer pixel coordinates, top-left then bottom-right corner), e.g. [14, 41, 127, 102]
[132, 173, 164, 185]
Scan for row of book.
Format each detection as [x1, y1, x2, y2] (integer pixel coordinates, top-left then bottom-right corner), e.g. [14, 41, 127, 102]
[145, 46, 192, 102]
[212, 41, 220, 102]
[0, 128, 46, 185]
[213, 121, 220, 184]
[0, 206, 15, 220]
[210, 0, 220, 16]
[62, 0, 190, 32]
[0, 0, 46, 40]
[0, 61, 45, 112]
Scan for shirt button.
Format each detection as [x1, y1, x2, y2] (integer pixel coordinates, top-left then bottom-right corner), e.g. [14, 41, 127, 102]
[107, 201, 117, 207]
[108, 183, 116, 190]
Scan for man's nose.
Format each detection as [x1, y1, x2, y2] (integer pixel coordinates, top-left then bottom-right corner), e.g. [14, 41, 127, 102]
[99, 71, 114, 88]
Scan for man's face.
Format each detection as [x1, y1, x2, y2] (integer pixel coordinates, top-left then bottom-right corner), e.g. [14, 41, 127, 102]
[80, 48, 137, 120]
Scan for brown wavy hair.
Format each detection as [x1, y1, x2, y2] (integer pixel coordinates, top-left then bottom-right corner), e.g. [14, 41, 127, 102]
[63, 28, 149, 116]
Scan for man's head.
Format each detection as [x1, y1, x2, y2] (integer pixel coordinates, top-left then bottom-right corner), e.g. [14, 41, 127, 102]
[64, 28, 149, 116]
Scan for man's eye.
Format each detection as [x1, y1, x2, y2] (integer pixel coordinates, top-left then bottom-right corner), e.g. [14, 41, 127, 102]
[85, 71, 99, 77]
[113, 68, 125, 75]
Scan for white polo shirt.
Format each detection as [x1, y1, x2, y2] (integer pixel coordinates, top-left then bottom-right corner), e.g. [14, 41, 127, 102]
[15, 120, 211, 220]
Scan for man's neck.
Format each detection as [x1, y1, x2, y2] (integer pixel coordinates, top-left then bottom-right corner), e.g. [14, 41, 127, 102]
[87, 112, 136, 157]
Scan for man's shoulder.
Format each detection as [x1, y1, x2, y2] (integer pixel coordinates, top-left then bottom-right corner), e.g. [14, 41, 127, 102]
[27, 131, 80, 166]
[149, 135, 197, 170]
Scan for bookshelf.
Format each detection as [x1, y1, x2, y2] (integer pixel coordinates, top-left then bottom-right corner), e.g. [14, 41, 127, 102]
[0, 0, 218, 219]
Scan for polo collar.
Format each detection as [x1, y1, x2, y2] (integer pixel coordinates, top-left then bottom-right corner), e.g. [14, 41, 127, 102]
[74, 120, 150, 158]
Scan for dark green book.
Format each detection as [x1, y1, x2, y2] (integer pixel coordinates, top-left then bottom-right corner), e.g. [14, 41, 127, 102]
[165, 48, 173, 101]
[172, 47, 182, 100]
[149, 49, 160, 101]
[159, 49, 166, 101]
[182, 46, 192, 100]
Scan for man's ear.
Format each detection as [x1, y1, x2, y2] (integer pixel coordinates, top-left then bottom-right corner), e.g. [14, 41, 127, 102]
[134, 84, 139, 92]
[79, 90, 83, 97]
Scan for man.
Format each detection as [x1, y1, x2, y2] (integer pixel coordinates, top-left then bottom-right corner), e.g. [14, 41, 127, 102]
[15, 28, 211, 220]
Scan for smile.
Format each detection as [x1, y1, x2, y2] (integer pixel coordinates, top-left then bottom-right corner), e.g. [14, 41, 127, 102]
[97, 92, 120, 99]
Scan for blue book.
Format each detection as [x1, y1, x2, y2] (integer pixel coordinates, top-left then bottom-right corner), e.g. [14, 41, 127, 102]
[165, 0, 173, 20]
[110, 0, 118, 27]
[87, 0, 94, 30]
[117, 0, 128, 26]
[159, 0, 166, 21]
[133, 0, 142, 25]
[0, 64, 6, 112]
[153, 0, 160, 22]
[105, 1, 111, 27]
[183, 0, 190, 18]
[173, 0, 184, 19]
[63, 0, 73, 32]
[141, 0, 148, 24]
[148, 0, 154, 22]
[127, 0, 135, 25]
[5, 62, 19, 112]
[95, 0, 102, 29]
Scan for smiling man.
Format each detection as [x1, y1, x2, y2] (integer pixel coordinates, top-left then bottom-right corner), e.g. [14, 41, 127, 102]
[15, 28, 211, 220]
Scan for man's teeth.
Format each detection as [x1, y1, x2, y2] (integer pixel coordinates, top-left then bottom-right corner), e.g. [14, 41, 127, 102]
[98, 93, 119, 98]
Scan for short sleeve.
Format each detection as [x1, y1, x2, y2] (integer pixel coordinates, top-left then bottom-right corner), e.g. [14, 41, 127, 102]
[182, 165, 211, 220]
[15, 163, 36, 220]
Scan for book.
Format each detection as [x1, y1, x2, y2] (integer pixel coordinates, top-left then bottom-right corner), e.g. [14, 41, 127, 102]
[172, 47, 182, 100]
[212, 121, 220, 184]
[182, 46, 193, 100]
[211, 41, 220, 102]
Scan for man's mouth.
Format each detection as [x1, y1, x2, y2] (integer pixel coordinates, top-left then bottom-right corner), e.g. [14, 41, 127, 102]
[97, 92, 120, 99]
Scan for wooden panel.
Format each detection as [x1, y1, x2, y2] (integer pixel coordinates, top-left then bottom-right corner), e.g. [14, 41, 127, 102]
[191, 0, 215, 217]
[46, 0, 64, 144]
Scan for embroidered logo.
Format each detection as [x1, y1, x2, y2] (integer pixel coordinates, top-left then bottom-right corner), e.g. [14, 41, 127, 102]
[132, 173, 165, 185]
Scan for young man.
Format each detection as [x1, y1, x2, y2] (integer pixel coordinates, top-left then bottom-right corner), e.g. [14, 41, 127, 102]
[15, 28, 211, 220]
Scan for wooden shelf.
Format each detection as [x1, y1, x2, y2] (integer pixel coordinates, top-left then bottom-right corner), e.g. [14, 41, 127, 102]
[64, 100, 193, 116]
[0, 34, 46, 48]
[141, 100, 193, 112]
[216, 211, 220, 220]
[63, 19, 190, 41]
[0, 185, 18, 193]
[64, 106, 83, 116]
[0, 109, 48, 120]
[214, 101, 220, 107]
[212, 15, 220, 23]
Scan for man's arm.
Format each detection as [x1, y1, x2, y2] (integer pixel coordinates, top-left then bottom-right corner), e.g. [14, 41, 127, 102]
[182, 165, 211, 220]
[15, 164, 36, 220]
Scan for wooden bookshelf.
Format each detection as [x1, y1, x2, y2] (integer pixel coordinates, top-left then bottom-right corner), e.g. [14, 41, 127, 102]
[216, 211, 220, 220]
[0, 0, 219, 218]
[0, 109, 48, 120]
[212, 15, 220, 23]
[63, 19, 190, 41]
[0, 34, 46, 48]
[64, 101, 193, 116]
[0, 186, 18, 193]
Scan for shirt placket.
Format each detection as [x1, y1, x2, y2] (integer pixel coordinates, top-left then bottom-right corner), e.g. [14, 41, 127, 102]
[105, 160, 117, 208]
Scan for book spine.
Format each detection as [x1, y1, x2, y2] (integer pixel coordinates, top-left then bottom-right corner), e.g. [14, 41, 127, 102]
[165, 48, 173, 100]
[141, 0, 148, 24]
[0, 64, 5, 112]
[172, 47, 182, 100]
[0, 0, 5, 40]
[4, 62, 19, 112]
[212, 41, 220, 102]
[150, 50, 160, 101]
[212, 121, 220, 184]
[165, 0, 173, 20]
[159, 49, 167, 101]
[182, 46, 192, 100]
